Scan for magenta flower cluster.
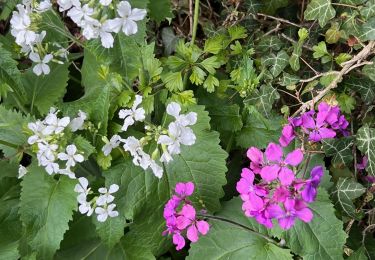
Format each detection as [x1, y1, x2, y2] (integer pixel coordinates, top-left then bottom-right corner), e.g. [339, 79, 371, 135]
[237, 143, 324, 230]
[163, 182, 209, 250]
[279, 102, 349, 146]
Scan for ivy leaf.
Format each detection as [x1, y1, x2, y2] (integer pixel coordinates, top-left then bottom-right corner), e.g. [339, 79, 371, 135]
[260, 0, 289, 15]
[244, 85, 280, 117]
[356, 126, 375, 176]
[322, 137, 354, 167]
[279, 189, 347, 260]
[19, 166, 77, 259]
[330, 178, 366, 219]
[359, 17, 375, 41]
[362, 58, 375, 82]
[256, 35, 283, 52]
[187, 198, 293, 259]
[345, 77, 375, 104]
[280, 72, 300, 86]
[304, 0, 336, 27]
[147, 0, 172, 23]
[262, 50, 289, 77]
[360, 0, 375, 20]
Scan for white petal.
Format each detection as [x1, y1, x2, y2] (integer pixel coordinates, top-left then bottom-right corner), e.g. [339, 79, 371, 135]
[122, 19, 138, 36]
[59, 117, 71, 127]
[29, 52, 40, 62]
[166, 102, 181, 118]
[97, 213, 108, 222]
[96, 195, 107, 206]
[42, 54, 53, 63]
[41, 64, 50, 75]
[98, 187, 107, 194]
[33, 64, 43, 76]
[109, 184, 119, 193]
[129, 8, 147, 21]
[117, 1, 131, 17]
[133, 95, 143, 108]
[157, 135, 173, 145]
[57, 152, 69, 161]
[118, 109, 132, 119]
[108, 210, 119, 218]
[121, 116, 135, 131]
[100, 31, 114, 48]
[79, 177, 89, 189]
[74, 154, 84, 163]
[134, 108, 145, 121]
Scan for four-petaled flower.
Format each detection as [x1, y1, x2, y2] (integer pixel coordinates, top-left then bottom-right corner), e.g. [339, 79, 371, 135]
[29, 53, 53, 76]
[119, 95, 146, 131]
[58, 144, 84, 168]
[97, 184, 119, 206]
[95, 204, 119, 222]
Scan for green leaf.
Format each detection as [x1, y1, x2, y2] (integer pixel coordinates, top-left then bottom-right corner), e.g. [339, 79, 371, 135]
[203, 75, 219, 93]
[204, 35, 226, 54]
[359, 17, 375, 41]
[187, 198, 293, 260]
[335, 53, 352, 65]
[262, 50, 289, 77]
[206, 104, 243, 132]
[227, 26, 248, 41]
[304, 0, 336, 27]
[337, 93, 356, 113]
[360, 0, 375, 20]
[345, 77, 375, 104]
[260, 0, 289, 15]
[147, 0, 172, 23]
[325, 23, 342, 44]
[347, 246, 368, 260]
[322, 137, 354, 167]
[19, 166, 77, 259]
[279, 189, 347, 260]
[190, 66, 207, 85]
[280, 72, 300, 86]
[244, 85, 280, 117]
[200, 56, 221, 74]
[362, 58, 375, 82]
[330, 178, 366, 219]
[74, 136, 95, 159]
[161, 71, 183, 92]
[23, 63, 69, 115]
[161, 27, 179, 56]
[356, 126, 375, 176]
[313, 41, 329, 59]
[256, 35, 283, 52]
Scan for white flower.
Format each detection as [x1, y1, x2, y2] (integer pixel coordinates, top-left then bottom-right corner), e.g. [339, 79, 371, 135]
[70, 110, 87, 132]
[106, 1, 147, 36]
[95, 203, 119, 222]
[43, 160, 60, 175]
[27, 120, 46, 144]
[100, 0, 112, 6]
[36, 0, 52, 12]
[119, 95, 145, 131]
[43, 110, 70, 135]
[20, 31, 46, 54]
[102, 135, 122, 156]
[37, 142, 58, 161]
[67, 4, 95, 26]
[96, 184, 119, 206]
[74, 177, 90, 195]
[10, 4, 36, 46]
[58, 144, 84, 168]
[79, 200, 94, 216]
[166, 102, 197, 127]
[57, 0, 80, 12]
[29, 53, 53, 76]
[150, 161, 163, 178]
[18, 165, 28, 179]
[81, 18, 101, 40]
[158, 122, 196, 155]
[99, 21, 114, 48]
[59, 167, 76, 179]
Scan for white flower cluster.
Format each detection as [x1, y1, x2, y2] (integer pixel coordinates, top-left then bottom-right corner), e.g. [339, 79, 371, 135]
[9, 0, 147, 76]
[60, 0, 146, 49]
[102, 97, 197, 179]
[26, 108, 87, 178]
[74, 177, 119, 222]
[158, 102, 197, 163]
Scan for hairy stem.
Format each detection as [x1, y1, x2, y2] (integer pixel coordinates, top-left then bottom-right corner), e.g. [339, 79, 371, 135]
[191, 0, 200, 44]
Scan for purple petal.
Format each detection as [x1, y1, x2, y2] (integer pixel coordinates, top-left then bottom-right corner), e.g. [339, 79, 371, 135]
[278, 167, 295, 186]
[248, 193, 264, 211]
[187, 225, 199, 242]
[296, 207, 313, 223]
[318, 127, 336, 139]
[274, 186, 290, 203]
[266, 204, 284, 219]
[241, 168, 255, 184]
[176, 216, 192, 230]
[278, 216, 295, 230]
[196, 220, 209, 235]
[279, 125, 295, 147]
[283, 198, 296, 211]
[301, 113, 316, 129]
[173, 232, 186, 250]
[260, 165, 280, 182]
[247, 147, 263, 163]
[301, 184, 317, 203]
[309, 130, 322, 142]
[184, 182, 195, 196]
[265, 143, 283, 162]
[285, 149, 304, 166]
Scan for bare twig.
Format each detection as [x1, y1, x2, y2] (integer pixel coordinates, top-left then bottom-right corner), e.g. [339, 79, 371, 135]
[263, 22, 281, 36]
[292, 41, 375, 117]
[279, 33, 314, 51]
[300, 56, 320, 75]
[300, 71, 339, 83]
[257, 13, 303, 28]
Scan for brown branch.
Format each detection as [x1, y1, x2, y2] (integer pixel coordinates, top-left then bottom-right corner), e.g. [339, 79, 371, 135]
[256, 13, 303, 28]
[292, 41, 375, 117]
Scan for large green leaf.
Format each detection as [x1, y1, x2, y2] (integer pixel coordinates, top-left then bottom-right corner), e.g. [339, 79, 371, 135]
[23, 63, 69, 115]
[345, 77, 375, 105]
[262, 50, 289, 77]
[322, 137, 354, 167]
[304, 0, 336, 27]
[19, 166, 77, 259]
[356, 126, 375, 176]
[260, 0, 289, 15]
[279, 189, 347, 260]
[105, 105, 228, 255]
[359, 17, 375, 41]
[330, 178, 366, 219]
[148, 0, 172, 23]
[187, 198, 293, 260]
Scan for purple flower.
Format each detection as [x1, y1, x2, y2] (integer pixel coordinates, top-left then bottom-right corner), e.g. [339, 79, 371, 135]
[260, 143, 303, 185]
[279, 124, 295, 147]
[236, 168, 267, 200]
[302, 112, 336, 142]
[247, 147, 264, 174]
[175, 182, 194, 199]
[176, 204, 209, 243]
[277, 198, 313, 230]
[172, 232, 185, 250]
[357, 156, 368, 171]
[302, 166, 323, 202]
[317, 102, 340, 125]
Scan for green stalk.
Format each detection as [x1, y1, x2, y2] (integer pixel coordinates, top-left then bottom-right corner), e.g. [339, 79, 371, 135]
[191, 0, 200, 45]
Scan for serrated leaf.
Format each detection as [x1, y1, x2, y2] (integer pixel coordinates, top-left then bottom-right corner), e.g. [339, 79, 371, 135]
[73, 136, 95, 159]
[262, 50, 289, 77]
[19, 166, 77, 259]
[357, 126, 375, 176]
[23, 63, 69, 115]
[244, 85, 280, 117]
[203, 74, 219, 93]
[147, 0, 172, 23]
[304, 0, 336, 27]
[200, 56, 221, 74]
[190, 66, 207, 85]
[345, 77, 375, 104]
[187, 198, 292, 260]
[161, 71, 183, 92]
[331, 178, 365, 219]
[322, 137, 354, 167]
[279, 189, 347, 260]
[204, 35, 226, 54]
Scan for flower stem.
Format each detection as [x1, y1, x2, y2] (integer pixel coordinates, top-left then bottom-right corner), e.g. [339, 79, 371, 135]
[0, 139, 20, 149]
[197, 214, 283, 247]
[191, 0, 200, 45]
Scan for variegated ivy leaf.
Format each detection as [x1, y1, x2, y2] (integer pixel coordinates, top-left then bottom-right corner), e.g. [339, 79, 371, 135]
[359, 17, 375, 41]
[256, 35, 283, 52]
[360, 0, 375, 20]
[345, 77, 375, 105]
[322, 137, 354, 167]
[304, 0, 336, 27]
[357, 126, 375, 176]
[244, 85, 280, 118]
[362, 58, 375, 82]
[330, 178, 366, 219]
[262, 50, 289, 77]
